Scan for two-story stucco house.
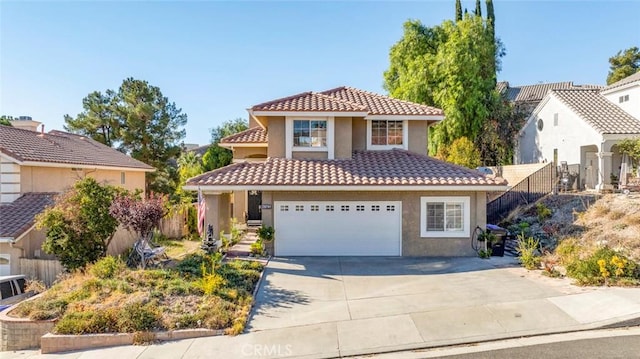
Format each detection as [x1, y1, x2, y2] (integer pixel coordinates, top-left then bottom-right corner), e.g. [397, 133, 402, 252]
[185, 87, 508, 257]
[516, 72, 640, 191]
[0, 120, 154, 275]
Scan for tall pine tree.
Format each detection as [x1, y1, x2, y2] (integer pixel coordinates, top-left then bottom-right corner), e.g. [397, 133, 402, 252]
[455, 0, 462, 21]
[475, 0, 482, 16]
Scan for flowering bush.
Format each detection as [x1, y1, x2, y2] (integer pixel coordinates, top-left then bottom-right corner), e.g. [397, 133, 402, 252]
[109, 193, 166, 239]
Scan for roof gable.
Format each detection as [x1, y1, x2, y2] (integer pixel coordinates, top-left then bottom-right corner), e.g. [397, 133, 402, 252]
[251, 91, 367, 113]
[550, 89, 640, 134]
[0, 126, 154, 170]
[320, 87, 444, 116]
[250, 86, 444, 117]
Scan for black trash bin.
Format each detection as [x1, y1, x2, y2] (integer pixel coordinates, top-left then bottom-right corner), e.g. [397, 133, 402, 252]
[486, 224, 508, 257]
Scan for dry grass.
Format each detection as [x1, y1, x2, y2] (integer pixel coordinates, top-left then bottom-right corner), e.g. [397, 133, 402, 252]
[10, 256, 263, 336]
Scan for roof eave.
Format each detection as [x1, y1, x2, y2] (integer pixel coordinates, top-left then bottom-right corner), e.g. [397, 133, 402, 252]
[365, 115, 444, 121]
[183, 184, 509, 192]
[251, 110, 369, 117]
[218, 142, 268, 148]
[15, 160, 155, 172]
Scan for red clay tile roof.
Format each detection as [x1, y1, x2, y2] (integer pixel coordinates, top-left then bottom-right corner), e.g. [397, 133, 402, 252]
[251, 87, 443, 117]
[0, 193, 55, 238]
[320, 87, 444, 116]
[220, 127, 268, 144]
[251, 91, 367, 112]
[551, 89, 640, 134]
[0, 126, 154, 170]
[186, 150, 506, 188]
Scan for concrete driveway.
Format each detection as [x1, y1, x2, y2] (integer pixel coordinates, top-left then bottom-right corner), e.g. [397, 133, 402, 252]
[11, 257, 640, 359]
[245, 256, 640, 357]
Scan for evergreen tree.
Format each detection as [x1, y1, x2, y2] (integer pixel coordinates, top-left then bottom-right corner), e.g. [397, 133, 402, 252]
[64, 78, 187, 196]
[455, 0, 462, 21]
[486, 0, 495, 40]
[475, 0, 482, 17]
[606, 47, 640, 84]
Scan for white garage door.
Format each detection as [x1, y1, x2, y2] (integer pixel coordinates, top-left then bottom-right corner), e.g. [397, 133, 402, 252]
[274, 201, 401, 256]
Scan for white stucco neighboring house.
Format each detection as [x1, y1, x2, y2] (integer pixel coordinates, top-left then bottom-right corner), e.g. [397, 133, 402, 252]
[516, 72, 640, 191]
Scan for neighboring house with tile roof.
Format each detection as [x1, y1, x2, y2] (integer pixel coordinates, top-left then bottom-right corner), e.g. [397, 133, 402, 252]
[516, 72, 640, 191]
[0, 123, 154, 275]
[186, 87, 508, 257]
[497, 81, 603, 116]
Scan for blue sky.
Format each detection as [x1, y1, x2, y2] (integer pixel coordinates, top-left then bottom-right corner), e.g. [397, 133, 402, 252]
[1, 1, 639, 146]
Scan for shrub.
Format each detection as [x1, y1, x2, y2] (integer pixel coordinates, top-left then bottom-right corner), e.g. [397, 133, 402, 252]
[90, 256, 126, 279]
[54, 308, 117, 334]
[446, 137, 481, 168]
[565, 247, 638, 286]
[116, 301, 162, 332]
[536, 203, 552, 222]
[250, 240, 264, 256]
[256, 226, 275, 242]
[176, 253, 211, 278]
[517, 235, 541, 270]
[36, 178, 120, 270]
[609, 210, 625, 221]
[556, 237, 580, 265]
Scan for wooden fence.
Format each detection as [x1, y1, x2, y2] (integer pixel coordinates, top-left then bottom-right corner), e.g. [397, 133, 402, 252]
[18, 258, 64, 287]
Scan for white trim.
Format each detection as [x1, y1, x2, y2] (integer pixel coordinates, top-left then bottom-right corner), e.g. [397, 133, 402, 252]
[420, 196, 471, 238]
[184, 184, 509, 192]
[285, 117, 334, 159]
[601, 82, 640, 95]
[366, 119, 408, 150]
[285, 117, 293, 159]
[365, 115, 444, 121]
[327, 117, 335, 160]
[0, 155, 154, 172]
[219, 143, 268, 149]
[231, 158, 267, 164]
[253, 111, 368, 117]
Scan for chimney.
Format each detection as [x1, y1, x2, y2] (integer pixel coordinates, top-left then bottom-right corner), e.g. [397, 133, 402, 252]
[9, 116, 42, 132]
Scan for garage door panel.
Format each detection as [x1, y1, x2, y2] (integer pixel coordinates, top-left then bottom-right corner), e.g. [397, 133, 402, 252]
[274, 201, 401, 256]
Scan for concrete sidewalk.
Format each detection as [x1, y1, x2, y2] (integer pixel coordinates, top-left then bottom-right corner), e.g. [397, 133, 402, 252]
[6, 256, 640, 359]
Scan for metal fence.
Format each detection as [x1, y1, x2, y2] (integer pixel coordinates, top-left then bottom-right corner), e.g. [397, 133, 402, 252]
[487, 162, 556, 224]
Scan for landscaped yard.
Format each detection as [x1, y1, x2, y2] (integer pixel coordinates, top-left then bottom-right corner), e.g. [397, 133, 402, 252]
[10, 254, 263, 336]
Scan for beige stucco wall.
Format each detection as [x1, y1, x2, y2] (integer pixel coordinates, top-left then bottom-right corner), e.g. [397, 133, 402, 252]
[335, 117, 353, 159]
[204, 193, 231, 234]
[408, 121, 428, 155]
[260, 190, 486, 257]
[266, 117, 285, 158]
[352, 117, 366, 151]
[0, 243, 22, 274]
[20, 166, 146, 194]
[292, 152, 328, 160]
[232, 147, 268, 160]
[232, 191, 247, 222]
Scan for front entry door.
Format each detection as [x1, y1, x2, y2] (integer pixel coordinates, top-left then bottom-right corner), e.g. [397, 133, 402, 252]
[247, 190, 262, 221]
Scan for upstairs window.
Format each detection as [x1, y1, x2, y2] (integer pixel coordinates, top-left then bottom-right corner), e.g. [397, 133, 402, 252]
[371, 120, 403, 146]
[293, 120, 327, 147]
